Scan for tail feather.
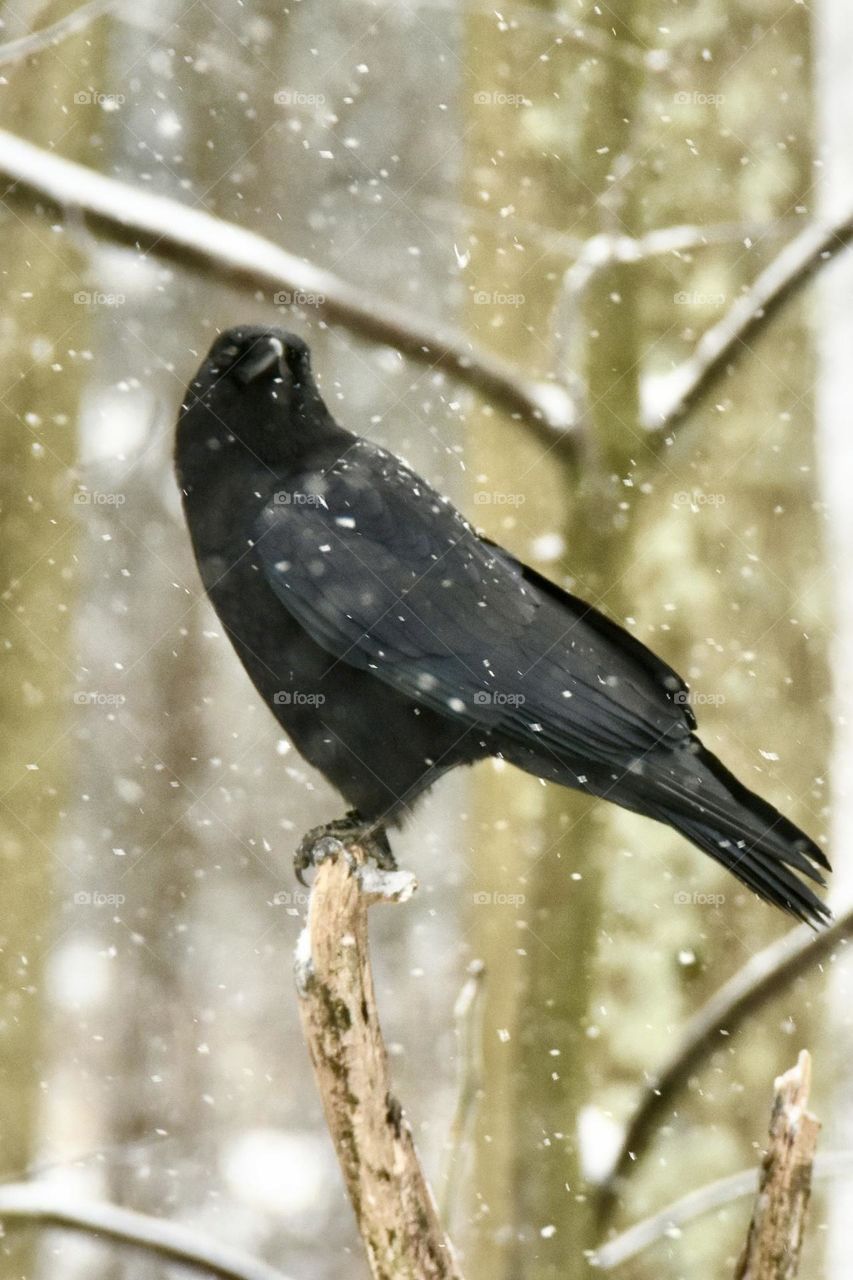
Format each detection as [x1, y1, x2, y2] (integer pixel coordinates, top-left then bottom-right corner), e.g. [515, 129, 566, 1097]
[633, 743, 830, 927]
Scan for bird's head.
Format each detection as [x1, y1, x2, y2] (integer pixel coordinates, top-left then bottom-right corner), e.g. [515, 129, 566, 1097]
[178, 326, 339, 466]
[208, 326, 310, 388]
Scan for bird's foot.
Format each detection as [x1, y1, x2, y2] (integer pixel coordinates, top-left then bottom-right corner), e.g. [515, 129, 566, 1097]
[294, 811, 396, 886]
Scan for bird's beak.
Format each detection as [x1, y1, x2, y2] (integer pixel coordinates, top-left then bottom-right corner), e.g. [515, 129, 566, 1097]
[234, 336, 285, 384]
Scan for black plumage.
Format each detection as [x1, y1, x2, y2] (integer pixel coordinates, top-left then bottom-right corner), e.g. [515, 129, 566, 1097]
[175, 325, 830, 925]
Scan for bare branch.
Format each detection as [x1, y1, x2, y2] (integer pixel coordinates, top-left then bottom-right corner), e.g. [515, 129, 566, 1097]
[397, 0, 667, 70]
[734, 1050, 819, 1280]
[440, 959, 486, 1227]
[645, 209, 853, 431]
[596, 906, 853, 1203]
[0, 0, 126, 67]
[0, 129, 577, 444]
[0, 1183, 292, 1280]
[590, 1150, 853, 1270]
[295, 839, 463, 1280]
[556, 220, 793, 336]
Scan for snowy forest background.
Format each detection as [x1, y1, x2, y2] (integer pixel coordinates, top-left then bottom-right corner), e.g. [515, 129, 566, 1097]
[0, 0, 852, 1276]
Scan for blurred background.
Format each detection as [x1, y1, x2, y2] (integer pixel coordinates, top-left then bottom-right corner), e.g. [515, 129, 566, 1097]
[0, 0, 851, 1276]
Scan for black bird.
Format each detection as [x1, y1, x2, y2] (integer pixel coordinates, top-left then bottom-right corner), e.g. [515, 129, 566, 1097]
[175, 325, 830, 925]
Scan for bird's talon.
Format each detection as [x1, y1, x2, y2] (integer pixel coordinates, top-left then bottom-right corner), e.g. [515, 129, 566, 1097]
[293, 816, 393, 884]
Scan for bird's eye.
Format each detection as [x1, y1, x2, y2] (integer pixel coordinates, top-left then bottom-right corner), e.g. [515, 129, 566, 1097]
[220, 344, 241, 359]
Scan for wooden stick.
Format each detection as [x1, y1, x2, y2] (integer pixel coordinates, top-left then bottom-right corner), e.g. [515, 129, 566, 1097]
[735, 1050, 820, 1280]
[294, 839, 464, 1280]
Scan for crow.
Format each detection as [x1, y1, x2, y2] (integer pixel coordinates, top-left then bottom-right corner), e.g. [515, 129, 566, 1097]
[175, 325, 829, 925]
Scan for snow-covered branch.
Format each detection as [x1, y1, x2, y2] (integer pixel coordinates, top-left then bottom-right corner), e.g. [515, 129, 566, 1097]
[295, 837, 463, 1280]
[0, 0, 125, 67]
[0, 129, 577, 444]
[646, 209, 853, 431]
[0, 1184, 291, 1280]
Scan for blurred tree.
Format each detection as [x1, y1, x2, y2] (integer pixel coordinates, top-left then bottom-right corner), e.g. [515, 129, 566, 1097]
[816, 0, 853, 1272]
[0, 10, 104, 1274]
[462, 8, 646, 1278]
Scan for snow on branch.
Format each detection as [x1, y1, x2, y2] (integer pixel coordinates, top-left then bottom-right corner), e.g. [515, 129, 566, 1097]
[0, 0, 125, 67]
[645, 209, 853, 431]
[0, 129, 577, 445]
[295, 837, 463, 1280]
[0, 1183, 292, 1280]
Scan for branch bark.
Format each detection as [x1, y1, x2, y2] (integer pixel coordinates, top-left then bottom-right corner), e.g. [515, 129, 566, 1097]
[645, 208, 853, 431]
[596, 905, 853, 1207]
[0, 1183, 292, 1280]
[294, 839, 463, 1280]
[735, 1050, 819, 1280]
[0, 129, 577, 445]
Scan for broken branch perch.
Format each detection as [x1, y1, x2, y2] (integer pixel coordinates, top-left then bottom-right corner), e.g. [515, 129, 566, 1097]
[294, 838, 464, 1280]
[735, 1049, 820, 1280]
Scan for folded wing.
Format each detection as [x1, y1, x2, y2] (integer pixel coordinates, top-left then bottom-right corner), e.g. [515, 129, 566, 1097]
[253, 445, 695, 769]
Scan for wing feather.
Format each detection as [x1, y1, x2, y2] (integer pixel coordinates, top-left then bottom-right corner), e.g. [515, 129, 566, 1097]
[253, 446, 693, 767]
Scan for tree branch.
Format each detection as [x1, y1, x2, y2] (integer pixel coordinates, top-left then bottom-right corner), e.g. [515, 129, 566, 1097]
[551, 221, 789, 426]
[595, 906, 853, 1206]
[294, 839, 463, 1280]
[590, 1150, 853, 1271]
[0, 0, 126, 67]
[734, 1050, 819, 1280]
[645, 208, 853, 431]
[440, 959, 485, 1228]
[0, 1183, 292, 1280]
[0, 129, 577, 445]
[397, 0, 667, 70]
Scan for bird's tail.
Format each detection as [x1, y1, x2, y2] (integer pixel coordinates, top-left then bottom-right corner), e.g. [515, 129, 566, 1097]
[635, 747, 824, 926]
[622, 742, 830, 926]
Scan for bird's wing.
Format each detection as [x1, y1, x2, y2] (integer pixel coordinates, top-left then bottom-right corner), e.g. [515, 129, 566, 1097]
[254, 447, 693, 766]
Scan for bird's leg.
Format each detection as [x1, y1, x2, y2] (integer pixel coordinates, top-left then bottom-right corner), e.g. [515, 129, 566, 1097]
[294, 810, 396, 886]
